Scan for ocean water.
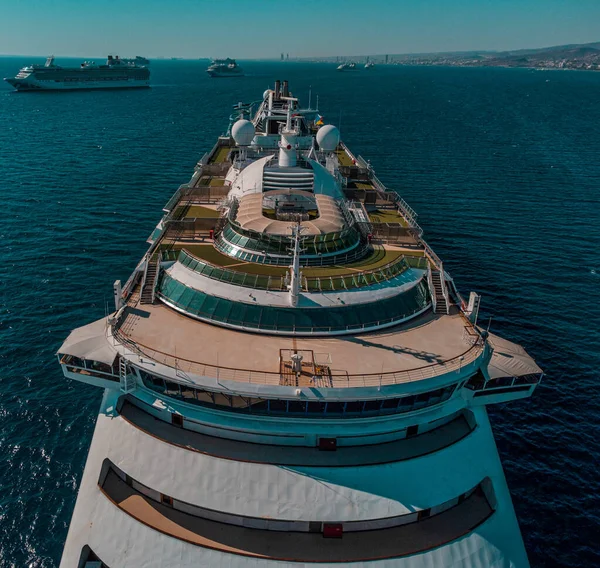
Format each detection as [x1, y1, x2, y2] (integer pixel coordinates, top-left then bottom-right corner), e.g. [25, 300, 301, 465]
[0, 59, 599, 567]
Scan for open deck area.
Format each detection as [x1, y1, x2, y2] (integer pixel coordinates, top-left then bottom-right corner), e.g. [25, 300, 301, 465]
[115, 301, 482, 388]
[101, 464, 493, 563]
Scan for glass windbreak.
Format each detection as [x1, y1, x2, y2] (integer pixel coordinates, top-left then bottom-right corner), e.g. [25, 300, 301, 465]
[139, 369, 457, 418]
[177, 249, 411, 292]
[178, 249, 286, 290]
[157, 272, 430, 333]
[221, 222, 361, 258]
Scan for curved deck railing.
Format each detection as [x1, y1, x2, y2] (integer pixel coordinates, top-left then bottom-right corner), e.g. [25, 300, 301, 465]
[169, 248, 427, 293]
[112, 318, 485, 389]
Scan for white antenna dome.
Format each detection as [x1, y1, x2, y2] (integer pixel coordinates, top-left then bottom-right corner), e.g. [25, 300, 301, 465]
[263, 89, 271, 100]
[316, 124, 340, 152]
[232, 119, 255, 146]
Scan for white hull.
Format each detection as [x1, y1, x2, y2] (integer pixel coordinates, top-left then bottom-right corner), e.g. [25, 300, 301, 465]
[60, 388, 530, 567]
[5, 77, 150, 91]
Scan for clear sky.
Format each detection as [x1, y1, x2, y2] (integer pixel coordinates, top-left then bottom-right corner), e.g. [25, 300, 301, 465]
[0, 0, 599, 59]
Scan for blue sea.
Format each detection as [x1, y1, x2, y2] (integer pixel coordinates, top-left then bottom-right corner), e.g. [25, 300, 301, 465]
[0, 58, 599, 567]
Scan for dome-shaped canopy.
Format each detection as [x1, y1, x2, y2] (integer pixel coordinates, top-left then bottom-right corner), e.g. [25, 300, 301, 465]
[232, 119, 255, 146]
[316, 124, 340, 151]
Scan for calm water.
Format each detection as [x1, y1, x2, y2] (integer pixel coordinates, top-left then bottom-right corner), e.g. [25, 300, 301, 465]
[0, 59, 599, 567]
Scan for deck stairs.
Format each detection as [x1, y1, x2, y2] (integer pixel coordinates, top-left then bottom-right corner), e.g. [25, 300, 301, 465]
[140, 255, 159, 305]
[431, 270, 450, 314]
[119, 357, 136, 394]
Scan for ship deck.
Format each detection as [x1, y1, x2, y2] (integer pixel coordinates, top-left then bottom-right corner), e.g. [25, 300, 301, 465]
[116, 299, 482, 388]
[129, 137, 473, 389]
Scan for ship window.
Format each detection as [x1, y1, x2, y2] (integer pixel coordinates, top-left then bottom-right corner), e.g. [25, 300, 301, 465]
[252, 399, 269, 412]
[485, 377, 514, 389]
[381, 398, 400, 411]
[363, 400, 382, 413]
[344, 401, 362, 414]
[268, 399, 288, 413]
[135, 368, 459, 421]
[465, 371, 486, 391]
[213, 393, 232, 407]
[406, 425, 419, 438]
[180, 387, 196, 401]
[164, 381, 181, 396]
[324, 401, 344, 414]
[288, 400, 307, 413]
[307, 401, 327, 414]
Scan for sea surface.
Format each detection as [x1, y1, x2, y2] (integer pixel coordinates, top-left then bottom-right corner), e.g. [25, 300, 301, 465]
[0, 59, 599, 567]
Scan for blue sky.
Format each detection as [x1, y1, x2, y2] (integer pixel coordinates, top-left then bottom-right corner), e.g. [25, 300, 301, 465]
[0, 0, 599, 58]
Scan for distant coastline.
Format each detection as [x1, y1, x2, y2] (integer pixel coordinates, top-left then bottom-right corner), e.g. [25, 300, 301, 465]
[300, 41, 600, 72]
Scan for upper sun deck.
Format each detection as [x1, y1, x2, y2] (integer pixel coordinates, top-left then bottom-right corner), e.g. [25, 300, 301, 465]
[114, 297, 483, 390]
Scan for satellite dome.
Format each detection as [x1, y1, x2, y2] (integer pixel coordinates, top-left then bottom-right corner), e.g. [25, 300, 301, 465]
[316, 124, 340, 152]
[232, 119, 255, 146]
[263, 89, 271, 100]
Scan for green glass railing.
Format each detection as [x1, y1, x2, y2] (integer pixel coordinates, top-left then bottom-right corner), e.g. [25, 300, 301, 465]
[157, 271, 430, 334]
[172, 249, 427, 293]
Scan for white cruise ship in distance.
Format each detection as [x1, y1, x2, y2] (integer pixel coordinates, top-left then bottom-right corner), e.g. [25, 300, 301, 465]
[207, 58, 244, 77]
[4, 55, 150, 91]
[336, 61, 357, 70]
[57, 79, 543, 567]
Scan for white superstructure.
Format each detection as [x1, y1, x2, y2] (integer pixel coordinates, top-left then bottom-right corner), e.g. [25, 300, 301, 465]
[57, 81, 542, 567]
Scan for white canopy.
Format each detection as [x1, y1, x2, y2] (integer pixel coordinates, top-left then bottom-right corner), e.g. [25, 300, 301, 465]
[485, 332, 542, 380]
[58, 317, 117, 366]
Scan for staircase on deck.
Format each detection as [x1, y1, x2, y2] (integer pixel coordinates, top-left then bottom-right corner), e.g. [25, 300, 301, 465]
[431, 269, 449, 314]
[140, 255, 159, 305]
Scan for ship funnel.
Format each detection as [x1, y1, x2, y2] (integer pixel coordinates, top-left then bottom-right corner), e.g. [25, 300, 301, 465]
[282, 80, 289, 97]
[274, 80, 281, 99]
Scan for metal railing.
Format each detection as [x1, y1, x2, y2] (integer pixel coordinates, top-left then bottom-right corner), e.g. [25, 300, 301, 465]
[439, 261, 450, 314]
[427, 263, 437, 313]
[112, 319, 485, 388]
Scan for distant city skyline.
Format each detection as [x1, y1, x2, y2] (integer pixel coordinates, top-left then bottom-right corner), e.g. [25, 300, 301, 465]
[0, 0, 599, 59]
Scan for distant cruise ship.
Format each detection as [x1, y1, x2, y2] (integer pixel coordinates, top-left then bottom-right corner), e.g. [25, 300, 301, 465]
[58, 80, 542, 567]
[4, 55, 150, 91]
[337, 61, 357, 71]
[207, 58, 244, 77]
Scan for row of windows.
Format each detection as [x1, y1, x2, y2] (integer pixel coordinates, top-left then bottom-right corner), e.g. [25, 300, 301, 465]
[139, 370, 458, 417]
[465, 371, 541, 391]
[158, 272, 430, 332]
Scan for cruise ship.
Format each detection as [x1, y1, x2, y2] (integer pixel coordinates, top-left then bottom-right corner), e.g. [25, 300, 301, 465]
[207, 58, 244, 77]
[57, 79, 542, 567]
[4, 55, 150, 91]
[336, 61, 357, 71]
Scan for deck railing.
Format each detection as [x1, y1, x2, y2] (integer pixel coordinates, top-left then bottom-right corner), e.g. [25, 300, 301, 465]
[112, 320, 485, 388]
[172, 248, 425, 292]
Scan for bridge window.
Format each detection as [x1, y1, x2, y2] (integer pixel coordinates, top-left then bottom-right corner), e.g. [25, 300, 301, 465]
[138, 369, 458, 419]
